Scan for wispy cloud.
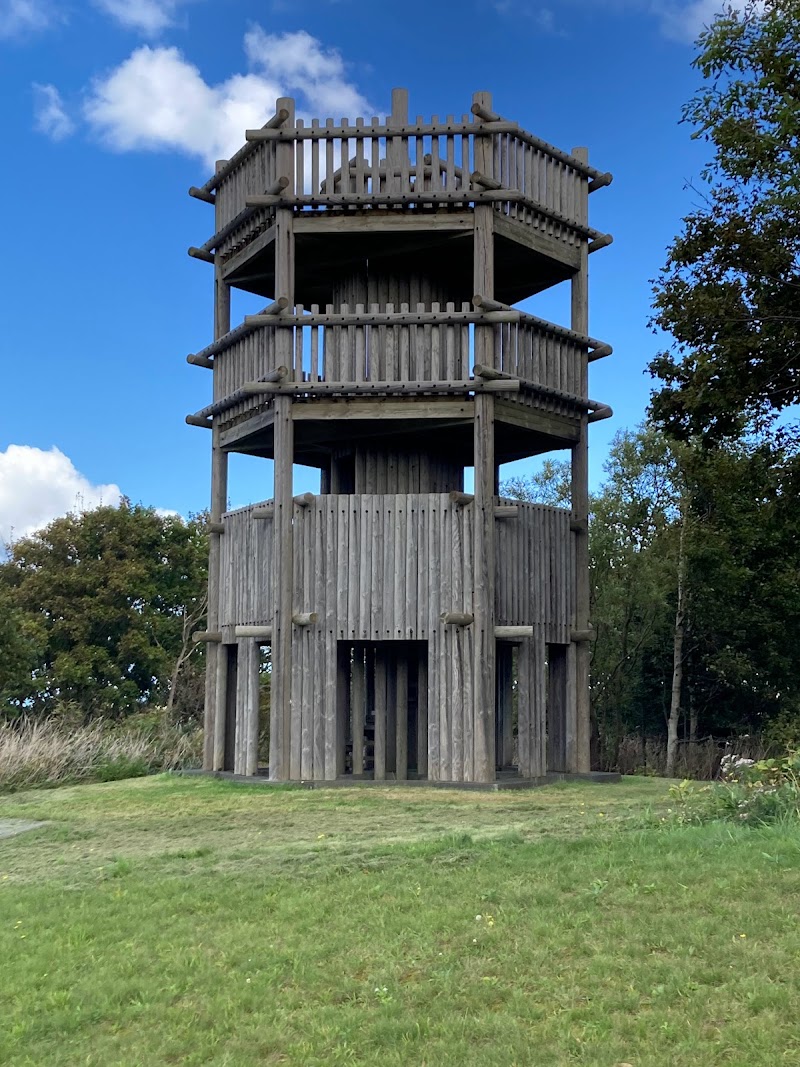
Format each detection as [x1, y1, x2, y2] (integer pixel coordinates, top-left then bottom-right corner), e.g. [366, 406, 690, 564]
[32, 83, 74, 140]
[82, 29, 374, 168]
[653, 0, 764, 42]
[0, 0, 54, 39]
[92, 0, 194, 37]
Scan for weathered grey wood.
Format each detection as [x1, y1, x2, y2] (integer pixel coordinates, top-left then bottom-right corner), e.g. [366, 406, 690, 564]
[417, 651, 428, 778]
[495, 625, 534, 639]
[193, 630, 222, 643]
[440, 611, 474, 626]
[496, 643, 514, 769]
[571, 146, 591, 775]
[204, 158, 231, 772]
[374, 646, 387, 780]
[234, 625, 273, 639]
[292, 612, 318, 626]
[472, 92, 497, 784]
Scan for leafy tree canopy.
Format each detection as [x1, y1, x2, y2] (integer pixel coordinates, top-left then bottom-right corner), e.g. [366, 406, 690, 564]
[649, 0, 800, 442]
[0, 501, 208, 718]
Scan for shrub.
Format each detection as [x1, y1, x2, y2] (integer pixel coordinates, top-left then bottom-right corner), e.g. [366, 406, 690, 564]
[0, 714, 201, 792]
[665, 752, 800, 826]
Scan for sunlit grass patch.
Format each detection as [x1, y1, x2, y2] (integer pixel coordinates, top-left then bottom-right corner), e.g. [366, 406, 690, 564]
[2, 775, 799, 1066]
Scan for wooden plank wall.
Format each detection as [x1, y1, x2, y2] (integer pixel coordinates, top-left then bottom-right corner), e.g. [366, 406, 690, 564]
[220, 496, 572, 643]
[494, 321, 586, 396]
[491, 132, 583, 246]
[220, 495, 572, 780]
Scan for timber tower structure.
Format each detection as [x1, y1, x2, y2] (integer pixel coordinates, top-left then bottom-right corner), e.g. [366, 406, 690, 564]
[187, 89, 613, 784]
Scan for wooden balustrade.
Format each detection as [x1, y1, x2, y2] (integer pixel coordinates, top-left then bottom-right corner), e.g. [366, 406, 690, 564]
[203, 303, 603, 429]
[197, 109, 605, 265]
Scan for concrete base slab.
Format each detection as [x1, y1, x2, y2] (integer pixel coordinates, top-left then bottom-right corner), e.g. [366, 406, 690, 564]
[180, 769, 621, 791]
[0, 819, 48, 841]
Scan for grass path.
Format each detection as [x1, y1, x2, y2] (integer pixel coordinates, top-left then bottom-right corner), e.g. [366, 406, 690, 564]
[2, 776, 800, 1066]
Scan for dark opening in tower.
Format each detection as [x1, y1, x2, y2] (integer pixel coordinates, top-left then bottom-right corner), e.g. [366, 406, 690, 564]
[337, 641, 428, 780]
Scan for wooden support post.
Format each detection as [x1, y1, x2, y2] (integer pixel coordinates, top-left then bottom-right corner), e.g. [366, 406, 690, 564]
[496, 642, 514, 770]
[336, 643, 349, 777]
[374, 647, 387, 780]
[204, 158, 230, 772]
[417, 650, 428, 779]
[245, 641, 261, 776]
[571, 146, 591, 774]
[395, 654, 408, 781]
[269, 98, 296, 781]
[352, 645, 366, 775]
[472, 90, 497, 783]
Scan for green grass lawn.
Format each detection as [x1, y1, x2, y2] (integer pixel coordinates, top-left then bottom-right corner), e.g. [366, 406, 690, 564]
[2, 775, 800, 1066]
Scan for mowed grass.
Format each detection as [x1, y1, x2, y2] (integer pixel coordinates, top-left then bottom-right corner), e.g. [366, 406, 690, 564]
[2, 776, 800, 1066]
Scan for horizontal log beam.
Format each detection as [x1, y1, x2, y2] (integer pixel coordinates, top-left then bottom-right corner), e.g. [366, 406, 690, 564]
[292, 612, 318, 626]
[588, 233, 614, 254]
[246, 120, 520, 142]
[244, 190, 607, 241]
[588, 403, 613, 423]
[207, 522, 224, 534]
[189, 185, 215, 204]
[192, 631, 221, 643]
[495, 625, 534, 640]
[494, 505, 519, 519]
[245, 309, 519, 327]
[187, 353, 214, 369]
[240, 378, 519, 396]
[440, 612, 474, 626]
[192, 366, 290, 420]
[293, 493, 315, 507]
[471, 169, 503, 191]
[472, 294, 509, 313]
[571, 629, 596, 644]
[188, 246, 215, 264]
[570, 517, 589, 534]
[190, 299, 291, 361]
[186, 414, 212, 429]
[234, 625, 274, 640]
[449, 491, 474, 505]
[252, 505, 274, 519]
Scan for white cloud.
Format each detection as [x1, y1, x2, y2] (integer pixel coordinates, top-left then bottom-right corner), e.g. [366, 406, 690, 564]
[649, 0, 765, 42]
[82, 29, 374, 168]
[0, 445, 122, 545]
[32, 83, 74, 141]
[0, 0, 53, 38]
[92, 0, 192, 36]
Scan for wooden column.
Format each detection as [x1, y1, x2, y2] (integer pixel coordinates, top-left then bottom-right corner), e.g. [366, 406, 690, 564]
[570, 147, 591, 773]
[269, 98, 296, 781]
[417, 651, 428, 779]
[471, 90, 497, 782]
[374, 647, 387, 780]
[395, 654, 408, 780]
[547, 643, 567, 772]
[496, 643, 514, 769]
[205, 158, 231, 771]
[234, 639, 259, 775]
[352, 645, 366, 775]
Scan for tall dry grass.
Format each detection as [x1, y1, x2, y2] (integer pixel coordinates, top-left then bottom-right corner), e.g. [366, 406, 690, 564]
[0, 716, 201, 792]
[614, 734, 771, 780]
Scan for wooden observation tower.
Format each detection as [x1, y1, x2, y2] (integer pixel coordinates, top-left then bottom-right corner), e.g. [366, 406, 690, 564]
[187, 89, 613, 784]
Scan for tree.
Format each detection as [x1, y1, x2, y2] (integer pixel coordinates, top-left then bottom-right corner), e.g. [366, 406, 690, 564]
[649, 0, 800, 442]
[0, 502, 208, 719]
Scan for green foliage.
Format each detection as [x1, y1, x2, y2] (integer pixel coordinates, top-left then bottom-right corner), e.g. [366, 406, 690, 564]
[501, 457, 572, 507]
[649, 0, 800, 441]
[0, 501, 208, 720]
[3, 776, 800, 1066]
[666, 750, 800, 826]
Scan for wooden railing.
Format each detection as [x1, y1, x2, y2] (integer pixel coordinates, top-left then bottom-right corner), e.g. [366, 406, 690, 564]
[192, 104, 611, 265]
[192, 304, 607, 429]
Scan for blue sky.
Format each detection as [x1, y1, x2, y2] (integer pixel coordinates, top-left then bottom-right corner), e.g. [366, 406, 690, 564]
[0, 0, 728, 540]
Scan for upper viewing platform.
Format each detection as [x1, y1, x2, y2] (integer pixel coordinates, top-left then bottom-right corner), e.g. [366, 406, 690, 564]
[189, 89, 613, 306]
